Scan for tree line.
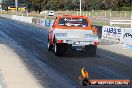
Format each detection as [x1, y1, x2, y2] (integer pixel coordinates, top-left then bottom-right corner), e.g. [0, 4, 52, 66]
[1, 0, 131, 11]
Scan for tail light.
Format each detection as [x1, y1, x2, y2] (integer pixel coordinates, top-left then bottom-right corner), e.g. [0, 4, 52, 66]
[57, 40, 64, 43]
[94, 41, 99, 45]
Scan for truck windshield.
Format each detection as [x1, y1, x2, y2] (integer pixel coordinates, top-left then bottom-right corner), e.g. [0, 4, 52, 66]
[58, 18, 88, 27]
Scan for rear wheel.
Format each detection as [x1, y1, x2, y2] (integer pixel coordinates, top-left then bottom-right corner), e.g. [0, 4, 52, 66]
[84, 45, 97, 56]
[54, 41, 67, 56]
[48, 39, 53, 51]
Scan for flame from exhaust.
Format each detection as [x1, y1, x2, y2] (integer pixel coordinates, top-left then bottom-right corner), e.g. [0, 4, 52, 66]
[81, 67, 89, 78]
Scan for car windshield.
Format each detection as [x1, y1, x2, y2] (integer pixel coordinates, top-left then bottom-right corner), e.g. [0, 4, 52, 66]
[58, 17, 88, 27]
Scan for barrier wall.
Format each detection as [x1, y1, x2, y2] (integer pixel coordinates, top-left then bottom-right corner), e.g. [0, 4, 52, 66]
[1, 14, 55, 27]
[32, 17, 54, 27]
[12, 15, 33, 23]
[123, 28, 132, 45]
[0, 14, 12, 19]
[101, 26, 132, 45]
[102, 26, 125, 43]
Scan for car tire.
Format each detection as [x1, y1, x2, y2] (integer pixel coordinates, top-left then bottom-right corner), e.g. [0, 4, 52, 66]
[84, 45, 97, 56]
[48, 40, 53, 51]
[54, 42, 68, 56]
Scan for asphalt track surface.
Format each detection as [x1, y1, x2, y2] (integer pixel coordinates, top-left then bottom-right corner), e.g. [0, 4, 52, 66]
[0, 17, 132, 88]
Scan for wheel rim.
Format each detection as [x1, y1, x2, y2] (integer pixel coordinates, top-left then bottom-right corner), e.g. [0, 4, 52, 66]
[48, 41, 50, 48]
[54, 43, 57, 53]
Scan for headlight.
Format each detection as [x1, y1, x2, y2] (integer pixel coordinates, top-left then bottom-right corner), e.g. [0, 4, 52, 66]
[55, 33, 67, 37]
[84, 34, 98, 40]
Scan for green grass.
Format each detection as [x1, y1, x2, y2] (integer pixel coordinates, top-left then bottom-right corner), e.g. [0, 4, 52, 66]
[91, 21, 109, 26]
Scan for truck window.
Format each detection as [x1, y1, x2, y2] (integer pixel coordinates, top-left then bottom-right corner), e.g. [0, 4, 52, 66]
[58, 18, 88, 27]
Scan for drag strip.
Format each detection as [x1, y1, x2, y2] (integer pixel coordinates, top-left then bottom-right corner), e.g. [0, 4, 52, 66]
[0, 17, 132, 88]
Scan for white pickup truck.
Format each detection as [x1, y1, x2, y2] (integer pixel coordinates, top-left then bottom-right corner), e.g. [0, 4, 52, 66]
[48, 15, 99, 56]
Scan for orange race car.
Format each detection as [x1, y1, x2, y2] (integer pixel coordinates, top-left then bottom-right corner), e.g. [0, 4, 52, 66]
[48, 15, 99, 56]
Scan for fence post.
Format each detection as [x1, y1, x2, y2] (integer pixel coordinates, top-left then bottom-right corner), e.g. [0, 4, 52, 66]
[105, 12, 106, 17]
[96, 12, 97, 16]
[83, 12, 84, 16]
[77, 12, 78, 16]
[125, 13, 127, 17]
[110, 12, 111, 17]
[110, 20, 111, 26]
[89, 12, 90, 16]
[86, 13, 88, 16]
[131, 16, 132, 29]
